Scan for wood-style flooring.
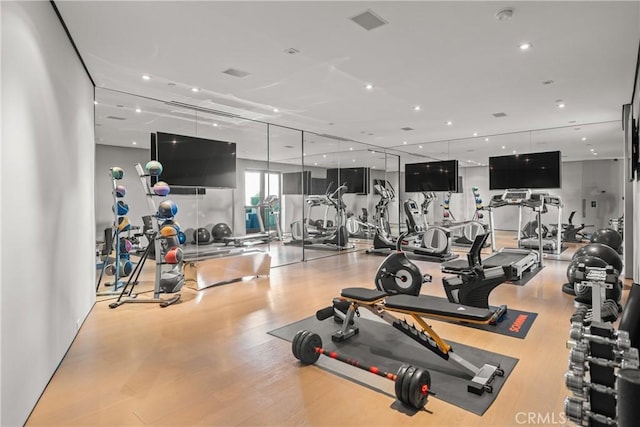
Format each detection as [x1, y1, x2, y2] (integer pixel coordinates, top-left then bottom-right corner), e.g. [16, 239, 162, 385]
[28, 232, 631, 426]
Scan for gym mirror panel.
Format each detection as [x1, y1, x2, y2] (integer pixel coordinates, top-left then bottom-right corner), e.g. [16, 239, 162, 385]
[267, 125, 304, 267]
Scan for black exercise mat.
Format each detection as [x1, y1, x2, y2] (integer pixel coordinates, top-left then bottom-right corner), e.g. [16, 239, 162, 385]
[269, 316, 518, 415]
[463, 307, 537, 339]
[507, 265, 544, 286]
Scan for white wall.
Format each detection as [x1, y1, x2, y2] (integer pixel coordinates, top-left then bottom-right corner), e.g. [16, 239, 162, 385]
[1, 2, 95, 425]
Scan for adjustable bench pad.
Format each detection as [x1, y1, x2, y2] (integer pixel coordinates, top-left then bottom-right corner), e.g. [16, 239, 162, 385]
[341, 287, 388, 302]
[385, 294, 493, 321]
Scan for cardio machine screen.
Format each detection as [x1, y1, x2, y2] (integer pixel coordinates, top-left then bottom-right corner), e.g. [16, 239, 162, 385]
[489, 151, 561, 190]
[404, 160, 459, 192]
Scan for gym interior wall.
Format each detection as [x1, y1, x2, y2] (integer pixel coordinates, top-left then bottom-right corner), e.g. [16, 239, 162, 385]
[1, 1, 96, 425]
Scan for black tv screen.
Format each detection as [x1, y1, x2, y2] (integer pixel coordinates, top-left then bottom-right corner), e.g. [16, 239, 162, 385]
[489, 151, 562, 190]
[311, 178, 328, 195]
[152, 132, 236, 188]
[327, 167, 370, 194]
[405, 160, 459, 192]
[283, 171, 311, 195]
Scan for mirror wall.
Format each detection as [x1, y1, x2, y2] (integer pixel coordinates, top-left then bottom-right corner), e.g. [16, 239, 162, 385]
[394, 121, 624, 262]
[94, 87, 403, 273]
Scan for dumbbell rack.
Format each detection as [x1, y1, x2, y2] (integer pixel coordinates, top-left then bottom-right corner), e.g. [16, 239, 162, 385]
[96, 168, 125, 296]
[109, 163, 180, 308]
[565, 321, 640, 426]
[573, 265, 619, 324]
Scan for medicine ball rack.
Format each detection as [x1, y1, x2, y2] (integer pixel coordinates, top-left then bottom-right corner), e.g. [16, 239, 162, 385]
[109, 163, 181, 308]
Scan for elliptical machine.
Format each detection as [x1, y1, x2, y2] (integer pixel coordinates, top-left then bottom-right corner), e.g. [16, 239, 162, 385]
[289, 183, 351, 249]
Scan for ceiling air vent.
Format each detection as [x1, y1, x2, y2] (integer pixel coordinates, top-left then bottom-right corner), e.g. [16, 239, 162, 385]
[492, 112, 507, 118]
[222, 68, 251, 78]
[350, 10, 388, 31]
[401, 127, 414, 131]
[319, 133, 352, 142]
[106, 116, 126, 121]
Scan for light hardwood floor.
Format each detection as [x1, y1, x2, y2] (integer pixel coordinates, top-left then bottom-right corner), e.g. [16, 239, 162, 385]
[28, 233, 631, 426]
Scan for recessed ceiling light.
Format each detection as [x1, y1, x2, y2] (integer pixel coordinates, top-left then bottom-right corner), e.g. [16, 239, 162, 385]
[581, 137, 587, 141]
[519, 42, 532, 50]
[93, 101, 98, 105]
[557, 103, 565, 109]
[132, 141, 137, 145]
[418, 145, 423, 149]
[473, 132, 478, 137]
[323, 154, 327, 158]
[590, 148, 594, 152]
[403, 141, 407, 145]
[446, 121, 453, 126]
[349, 147, 353, 151]
[495, 8, 514, 21]
[191, 87, 199, 92]
[372, 166, 376, 169]
[141, 74, 151, 80]
[303, 153, 306, 156]
[135, 108, 141, 113]
[273, 108, 279, 113]
[352, 159, 356, 163]
[513, 150, 517, 154]
[213, 123, 218, 127]
[413, 105, 421, 111]
[593, 152, 598, 156]
[172, 140, 176, 144]
[365, 84, 374, 90]
[314, 162, 318, 166]
[485, 138, 490, 142]
[502, 145, 506, 149]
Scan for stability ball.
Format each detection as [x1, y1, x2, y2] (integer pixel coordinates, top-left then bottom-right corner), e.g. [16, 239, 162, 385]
[160, 225, 177, 238]
[590, 228, 623, 252]
[113, 201, 129, 216]
[117, 216, 131, 232]
[573, 243, 623, 273]
[177, 231, 187, 245]
[212, 223, 232, 241]
[193, 228, 211, 244]
[119, 238, 132, 253]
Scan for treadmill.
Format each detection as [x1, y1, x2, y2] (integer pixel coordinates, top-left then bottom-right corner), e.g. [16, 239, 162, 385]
[443, 190, 540, 281]
[518, 192, 564, 254]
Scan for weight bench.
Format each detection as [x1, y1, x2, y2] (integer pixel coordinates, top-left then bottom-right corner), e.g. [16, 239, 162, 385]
[319, 287, 504, 395]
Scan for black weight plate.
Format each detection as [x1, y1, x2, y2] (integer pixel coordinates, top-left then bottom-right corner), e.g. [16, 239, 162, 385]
[408, 368, 431, 409]
[299, 332, 322, 365]
[292, 330, 310, 362]
[394, 364, 409, 404]
[401, 366, 418, 406]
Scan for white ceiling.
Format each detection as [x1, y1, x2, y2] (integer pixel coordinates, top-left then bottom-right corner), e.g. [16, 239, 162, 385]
[57, 1, 640, 166]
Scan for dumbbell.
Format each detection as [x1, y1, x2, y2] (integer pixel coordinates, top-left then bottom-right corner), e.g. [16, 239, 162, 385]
[569, 346, 639, 370]
[292, 330, 433, 410]
[570, 322, 631, 350]
[565, 371, 617, 398]
[571, 301, 622, 326]
[565, 397, 617, 426]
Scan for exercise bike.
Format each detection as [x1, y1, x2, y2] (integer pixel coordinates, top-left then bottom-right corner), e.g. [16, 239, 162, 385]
[375, 232, 507, 321]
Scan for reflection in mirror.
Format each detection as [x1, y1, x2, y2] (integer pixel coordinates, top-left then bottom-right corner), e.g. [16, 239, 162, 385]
[267, 125, 304, 266]
[395, 121, 623, 263]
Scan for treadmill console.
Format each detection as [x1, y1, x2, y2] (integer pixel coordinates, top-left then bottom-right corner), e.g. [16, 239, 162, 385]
[502, 189, 532, 204]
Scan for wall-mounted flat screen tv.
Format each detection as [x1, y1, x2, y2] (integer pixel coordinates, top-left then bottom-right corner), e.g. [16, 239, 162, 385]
[283, 171, 311, 195]
[405, 160, 459, 192]
[311, 177, 328, 195]
[327, 167, 370, 194]
[489, 150, 561, 190]
[151, 132, 236, 188]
